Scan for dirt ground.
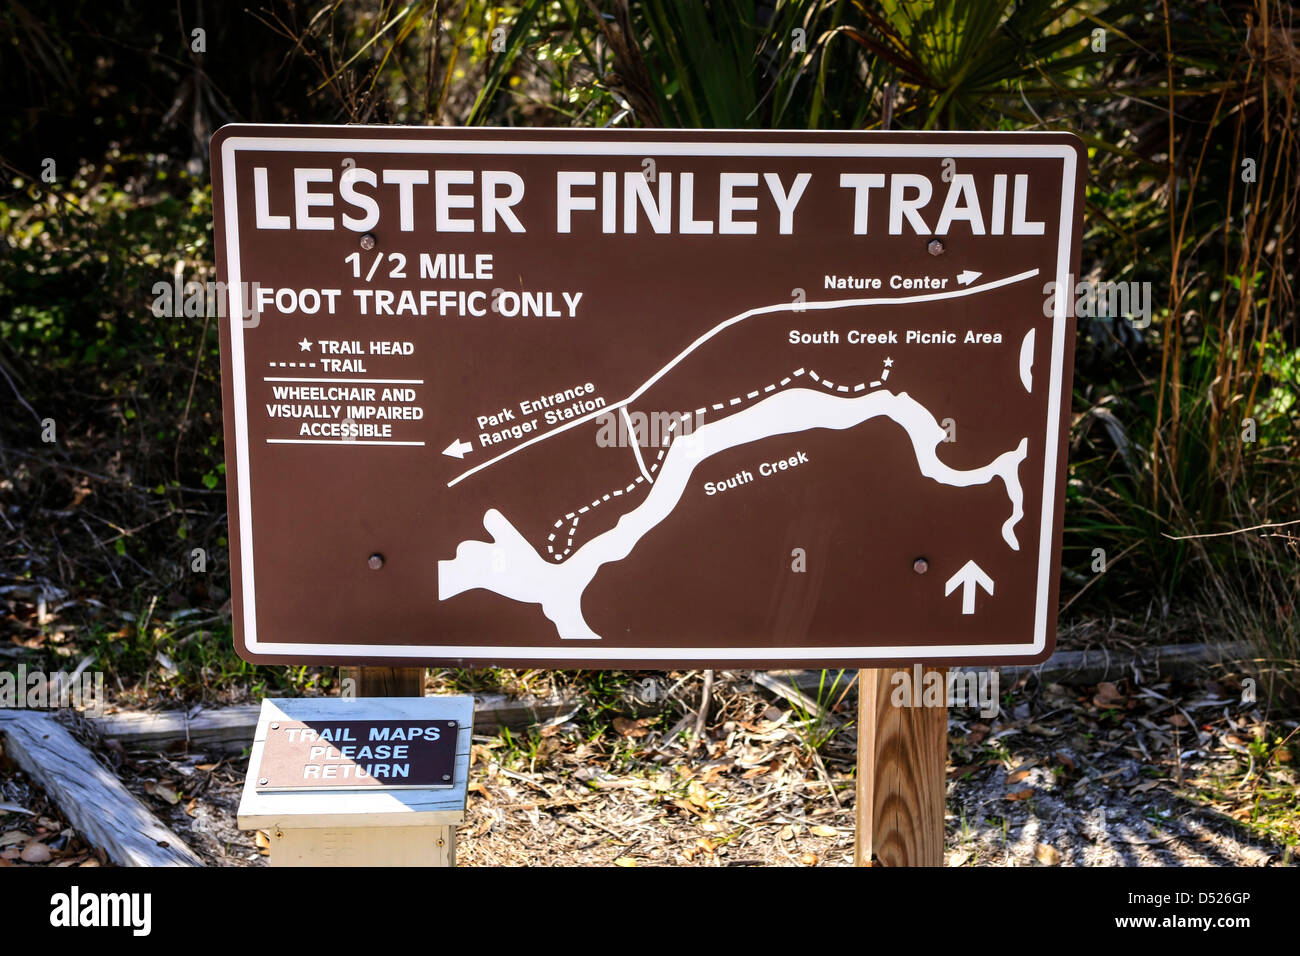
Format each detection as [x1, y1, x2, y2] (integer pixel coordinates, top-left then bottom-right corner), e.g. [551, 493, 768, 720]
[3, 669, 1292, 868]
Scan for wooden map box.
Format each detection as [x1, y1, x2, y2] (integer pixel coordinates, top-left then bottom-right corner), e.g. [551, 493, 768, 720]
[237, 696, 473, 866]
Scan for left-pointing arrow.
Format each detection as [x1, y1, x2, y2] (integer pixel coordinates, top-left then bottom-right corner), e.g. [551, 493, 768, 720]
[442, 438, 474, 459]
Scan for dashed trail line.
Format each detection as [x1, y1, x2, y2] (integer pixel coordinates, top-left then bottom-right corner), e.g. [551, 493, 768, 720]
[545, 359, 894, 562]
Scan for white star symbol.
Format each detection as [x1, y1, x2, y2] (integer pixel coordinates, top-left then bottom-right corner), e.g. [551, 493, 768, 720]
[884, 357, 894, 367]
[298, 338, 313, 351]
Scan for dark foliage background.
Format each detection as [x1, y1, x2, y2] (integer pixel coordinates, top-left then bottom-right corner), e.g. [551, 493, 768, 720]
[0, 0, 1296, 706]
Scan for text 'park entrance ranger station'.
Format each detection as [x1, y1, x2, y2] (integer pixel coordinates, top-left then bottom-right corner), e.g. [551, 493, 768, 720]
[210, 127, 1084, 668]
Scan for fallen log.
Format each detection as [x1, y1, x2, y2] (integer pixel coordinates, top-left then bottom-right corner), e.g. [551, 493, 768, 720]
[0, 710, 202, 866]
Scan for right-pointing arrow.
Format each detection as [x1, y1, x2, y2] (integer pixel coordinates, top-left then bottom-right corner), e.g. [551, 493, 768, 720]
[944, 559, 994, 615]
[956, 270, 982, 286]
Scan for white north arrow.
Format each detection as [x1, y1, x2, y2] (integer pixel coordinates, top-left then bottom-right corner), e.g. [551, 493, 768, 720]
[956, 270, 982, 286]
[944, 559, 994, 615]
[442, 438, 474, 459]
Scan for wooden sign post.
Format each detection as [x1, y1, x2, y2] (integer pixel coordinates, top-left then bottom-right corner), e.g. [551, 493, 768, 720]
[855, 667, 947, 867]
[342, 666, 424, 699]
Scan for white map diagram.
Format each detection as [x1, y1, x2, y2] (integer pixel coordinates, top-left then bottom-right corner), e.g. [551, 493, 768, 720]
[438, 270, 1038, 641]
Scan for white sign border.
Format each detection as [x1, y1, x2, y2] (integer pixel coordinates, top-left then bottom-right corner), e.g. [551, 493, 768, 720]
[218, 128, 1077, 662]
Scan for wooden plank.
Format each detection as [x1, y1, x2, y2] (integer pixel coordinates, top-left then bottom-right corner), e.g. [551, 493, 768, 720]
[999, 641, 1250, 687]
[467, 691, 579, 732]
[271, 825, 453, 867]
[87, 640, 1233, 758]
[0, 710, 202, 867]
[90, 690, 577, 753]
[854, 668, 946, 867]
[92, 704, 263, 752]
[779, 641, 1249, 701]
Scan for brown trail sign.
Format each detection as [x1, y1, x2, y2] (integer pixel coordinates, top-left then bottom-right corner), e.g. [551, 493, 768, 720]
[211, 126, 1084, 669]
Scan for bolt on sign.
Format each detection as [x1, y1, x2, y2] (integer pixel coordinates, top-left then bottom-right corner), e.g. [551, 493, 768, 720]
[210, 126, 1084, 668]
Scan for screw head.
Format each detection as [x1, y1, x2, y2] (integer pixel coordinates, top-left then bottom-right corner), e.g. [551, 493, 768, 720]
[442, 774, 451, 780]
[368, 553, 385, 570]
[927, 239, 945, 256]
[270, 722, 279, 730]
[359, 232, 376, 250]
[913, 558, 929, 574]
[258, 778, 269, 786]
[447, 721, 457, 727]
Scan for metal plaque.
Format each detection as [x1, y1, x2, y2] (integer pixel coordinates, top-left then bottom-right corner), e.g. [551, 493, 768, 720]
[254, 719, 460, 791]
[211, 126, 1084, 668]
